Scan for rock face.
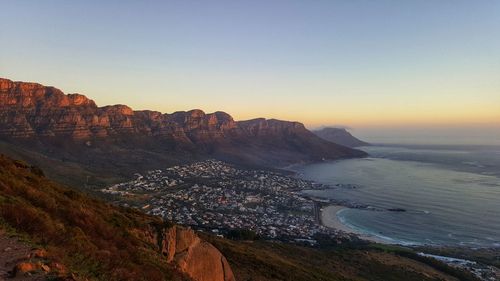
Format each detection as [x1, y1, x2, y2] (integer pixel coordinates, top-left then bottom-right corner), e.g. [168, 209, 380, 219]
[0, 78, 237, 141]
[161, 226, 235, 281]
[313, 127, 370, 147]
[0, 78, 367, 186]
[139, 224, 235, 281]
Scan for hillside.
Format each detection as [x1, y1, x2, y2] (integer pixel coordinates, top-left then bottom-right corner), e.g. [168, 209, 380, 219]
[0, 154, 480, 281]
[0, 78, 366, 187]
[203, 234, 480, 281]
[0, 154, 234, 281]
[313, 127, 370, 147]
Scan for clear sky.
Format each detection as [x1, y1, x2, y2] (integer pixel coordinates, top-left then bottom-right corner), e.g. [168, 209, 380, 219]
[1, 1, 499, 144]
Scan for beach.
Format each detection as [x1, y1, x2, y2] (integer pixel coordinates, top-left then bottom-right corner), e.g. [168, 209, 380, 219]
[320, 205, 390, 244]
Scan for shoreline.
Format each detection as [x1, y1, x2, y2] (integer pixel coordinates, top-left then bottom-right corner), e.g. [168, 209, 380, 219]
[320, 205, 392, 244]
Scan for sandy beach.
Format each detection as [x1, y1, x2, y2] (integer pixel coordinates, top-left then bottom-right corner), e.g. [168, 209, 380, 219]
[320, 205, 391, 244]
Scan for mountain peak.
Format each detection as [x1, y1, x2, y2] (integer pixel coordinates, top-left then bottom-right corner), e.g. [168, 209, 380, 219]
[313, 127, 370, 147]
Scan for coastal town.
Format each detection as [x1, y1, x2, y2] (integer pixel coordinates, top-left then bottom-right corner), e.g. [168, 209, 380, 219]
[101, 160, 347, 243]
[101, 159, 499, 280]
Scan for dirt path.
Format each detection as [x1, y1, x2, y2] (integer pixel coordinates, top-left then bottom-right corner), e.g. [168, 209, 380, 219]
[0, 230, 44, 281]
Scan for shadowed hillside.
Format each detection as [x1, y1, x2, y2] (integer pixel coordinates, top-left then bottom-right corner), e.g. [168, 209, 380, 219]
[0, 154, 235, 281]
[203, 235, 480, 281]
[0, 78, 366, 188]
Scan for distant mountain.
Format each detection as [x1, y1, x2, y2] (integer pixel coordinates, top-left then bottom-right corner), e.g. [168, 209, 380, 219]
[0, 78, 367, 187]
[313, 127, 370, 147]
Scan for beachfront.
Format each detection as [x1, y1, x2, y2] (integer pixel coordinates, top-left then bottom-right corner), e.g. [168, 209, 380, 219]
[320, 205, 389, 244]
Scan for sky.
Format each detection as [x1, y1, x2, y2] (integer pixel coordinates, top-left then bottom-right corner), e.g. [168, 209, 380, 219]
[1, 0, 499, 144]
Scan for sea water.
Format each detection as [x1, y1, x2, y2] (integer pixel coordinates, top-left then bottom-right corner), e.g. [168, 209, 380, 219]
[298, 145, 500, 247]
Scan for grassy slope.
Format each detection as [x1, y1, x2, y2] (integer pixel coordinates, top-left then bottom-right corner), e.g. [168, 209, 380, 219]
[204, 234, 480, 281]
[0, 139, 195, 189]
[0, 154, 188, 281]
[0, 153, 481, 281]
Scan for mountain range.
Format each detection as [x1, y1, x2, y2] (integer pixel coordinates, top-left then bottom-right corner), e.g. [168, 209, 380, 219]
[0, 78, 366, 187]
[0, 78, 484, 281]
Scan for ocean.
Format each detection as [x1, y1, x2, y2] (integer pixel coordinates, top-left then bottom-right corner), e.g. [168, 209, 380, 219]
[297, 144, 500, 248]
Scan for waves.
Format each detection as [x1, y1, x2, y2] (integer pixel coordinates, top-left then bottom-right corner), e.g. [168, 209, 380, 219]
[299, 145, 500, 248]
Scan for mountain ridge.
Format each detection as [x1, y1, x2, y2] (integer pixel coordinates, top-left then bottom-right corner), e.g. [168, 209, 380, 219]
[0, 78, 307, 141]
[0, 78, 367, 187]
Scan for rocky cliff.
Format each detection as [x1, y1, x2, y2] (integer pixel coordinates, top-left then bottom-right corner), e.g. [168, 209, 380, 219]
[137, 224, 235, 281]
[160, 226, 235, 281]
[0, 78, 367, 186]
[0, 78, 236, 141]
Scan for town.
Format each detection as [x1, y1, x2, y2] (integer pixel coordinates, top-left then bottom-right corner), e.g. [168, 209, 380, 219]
[101, 160, 349, 243]
[101, 160, 500, 280]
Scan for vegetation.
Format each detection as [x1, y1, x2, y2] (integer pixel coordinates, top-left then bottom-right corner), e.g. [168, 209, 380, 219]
[0, 155, 187, 281]
[203, 234, 481, 281]
[226, 229, 260, 241]
[0, 154, 483, 281]
[370, 244, 479, 281]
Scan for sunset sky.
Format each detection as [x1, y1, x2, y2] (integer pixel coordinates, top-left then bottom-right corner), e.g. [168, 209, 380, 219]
[1, 1, 499, 144]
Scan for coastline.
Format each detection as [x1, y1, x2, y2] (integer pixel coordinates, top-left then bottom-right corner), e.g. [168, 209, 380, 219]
[320, 205, 391, 244]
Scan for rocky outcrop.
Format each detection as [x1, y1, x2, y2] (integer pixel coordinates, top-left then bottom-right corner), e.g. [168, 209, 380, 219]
[139, 225, 235, 281]
[161, 226, 235, 281]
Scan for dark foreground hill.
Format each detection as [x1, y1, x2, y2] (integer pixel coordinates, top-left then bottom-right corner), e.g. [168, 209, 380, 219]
[0, 78, 366, 187]
[313, 127, 370, 147]
[0, 154, 479, 281]
[0, 154, 234, 281]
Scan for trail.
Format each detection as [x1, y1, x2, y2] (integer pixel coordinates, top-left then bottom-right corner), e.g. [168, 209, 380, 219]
[0, 230, 44, 281]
